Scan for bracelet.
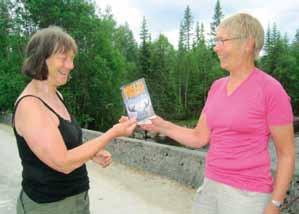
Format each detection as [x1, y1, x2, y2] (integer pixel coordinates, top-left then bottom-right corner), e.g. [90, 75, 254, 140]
[271, 199, 283, 208]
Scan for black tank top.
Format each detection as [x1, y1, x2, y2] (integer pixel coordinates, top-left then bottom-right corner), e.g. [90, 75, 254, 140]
[12, 94, 89, 203]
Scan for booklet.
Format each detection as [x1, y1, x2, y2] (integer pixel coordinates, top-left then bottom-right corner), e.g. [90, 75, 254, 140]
[121, 78, 156, 124]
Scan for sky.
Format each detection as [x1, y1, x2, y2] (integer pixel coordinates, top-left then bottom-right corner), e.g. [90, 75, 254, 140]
[95, 0, 299, 48]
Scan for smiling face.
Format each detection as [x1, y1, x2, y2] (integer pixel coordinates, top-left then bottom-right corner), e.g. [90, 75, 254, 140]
[213, 27, 249, 72]
[22, 26, 78, 81]
[46, 50, 75, 87]
[213, 13, 264, 73]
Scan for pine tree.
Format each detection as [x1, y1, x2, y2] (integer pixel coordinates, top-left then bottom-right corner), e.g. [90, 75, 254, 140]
[295, 29, 299, 41]
[150, 34, 176, 117]
[194, 22, 206, 48]
[138, 16, 152, 79]
[140, 16, 149, 45]
[291, 29, 299, 115]
[210, 0, 224, 38]
[0, 0, 10, 58]
[292, 29, 299, 59]
[115, 23, 138, 62]
[175, 6, 194, 114]
[264, 24, 272, 55]
[182, 5, 193, 51]
[178, 21, 186, 52]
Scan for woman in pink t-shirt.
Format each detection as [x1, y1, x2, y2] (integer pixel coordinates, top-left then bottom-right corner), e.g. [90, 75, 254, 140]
[141, 13, 295, 214]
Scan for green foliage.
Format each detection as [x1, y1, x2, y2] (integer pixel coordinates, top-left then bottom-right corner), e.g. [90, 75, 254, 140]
[148, 34, 177, 118]
[174, 5, 224, 119]
[260, 23, 299, 115]
[1, 0, 298, 132]
[0, 0, 27, 112]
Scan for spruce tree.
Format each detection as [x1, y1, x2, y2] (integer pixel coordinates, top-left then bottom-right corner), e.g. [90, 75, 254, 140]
[210, 0, 224, 39]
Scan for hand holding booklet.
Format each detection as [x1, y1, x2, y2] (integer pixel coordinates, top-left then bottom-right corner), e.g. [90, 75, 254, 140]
[121, 78, 156, 124]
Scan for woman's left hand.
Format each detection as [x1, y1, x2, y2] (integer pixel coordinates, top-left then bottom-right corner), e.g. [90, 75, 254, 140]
[264, 202, 280, 214]
[92, 150, 112, 168]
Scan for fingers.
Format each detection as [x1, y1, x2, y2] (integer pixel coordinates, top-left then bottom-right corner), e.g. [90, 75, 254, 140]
[113, 117, 137, 137]
[121, 117, 137, 132]
[127, 118, 137, 134]
[140, 124, 155, 132]
[99, 150, 112, 160]
[93, 150, 112, 168]
[127, 117, 137, 126]
[97, 149, 111, 157]
[119, 116, 137, 123]
[119, 116, 128, 123]
[151, 116, 162, 124]
[119, 116, 133, 123]
[128, 123, 137, 133]
[100, 157, 112, 168]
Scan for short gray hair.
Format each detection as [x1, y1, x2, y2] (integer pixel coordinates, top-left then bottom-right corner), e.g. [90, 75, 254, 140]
[219, 13, 264, 59]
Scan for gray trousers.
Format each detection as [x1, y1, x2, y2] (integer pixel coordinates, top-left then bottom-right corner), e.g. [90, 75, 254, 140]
[17, 190, 90, 214]
[192, 178, 271, 214]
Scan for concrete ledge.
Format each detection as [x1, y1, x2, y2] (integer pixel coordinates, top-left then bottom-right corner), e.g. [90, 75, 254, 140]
[83, 128, 206, 187]
[0, 112, 12, 125]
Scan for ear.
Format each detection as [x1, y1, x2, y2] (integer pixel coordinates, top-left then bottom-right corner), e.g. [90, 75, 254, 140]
[45, 55, 54, 71]
[45, 57, 50, 67]
[245, 36, 255, 53]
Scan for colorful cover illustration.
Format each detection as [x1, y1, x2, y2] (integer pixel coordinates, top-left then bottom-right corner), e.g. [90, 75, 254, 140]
[121, 78, 156, 124]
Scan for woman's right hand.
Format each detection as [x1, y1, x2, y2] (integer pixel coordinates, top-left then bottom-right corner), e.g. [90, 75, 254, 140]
[92, 149, 112, 168]
[140, 116, 167, 133]
[111, 117, 137, 137]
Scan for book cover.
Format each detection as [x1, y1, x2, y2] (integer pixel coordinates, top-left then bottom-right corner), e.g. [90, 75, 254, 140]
[121, 78, 156, 124]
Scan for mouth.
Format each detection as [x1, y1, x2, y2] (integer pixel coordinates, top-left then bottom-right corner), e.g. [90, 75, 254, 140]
[217, 54, 224, 59]
[218, 55, 227, 62]
[58, 70, 69, 76]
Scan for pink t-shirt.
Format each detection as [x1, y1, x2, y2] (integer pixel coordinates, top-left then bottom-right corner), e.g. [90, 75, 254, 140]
[203, 68, 293, 193]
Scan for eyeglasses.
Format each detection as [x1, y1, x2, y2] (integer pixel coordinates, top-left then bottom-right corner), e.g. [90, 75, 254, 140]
[214, 37, 242, 46]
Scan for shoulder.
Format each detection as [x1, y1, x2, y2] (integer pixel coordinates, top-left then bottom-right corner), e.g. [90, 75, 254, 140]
[14, 96, 52, 135]
[16, 95, 44, 110]
[209, 76, 227, 93]
[15, 96, 49, 122]
[212, 76, 227, 86]
[255, 68, 292, 107]
[15, 95, 59, 124]
[254, 68, 286, 93]
[248, 68, 290, 102]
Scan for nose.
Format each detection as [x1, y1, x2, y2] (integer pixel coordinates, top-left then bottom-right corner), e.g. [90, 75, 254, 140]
[213, 42, 220, 53]
[65, 58, 74, 70]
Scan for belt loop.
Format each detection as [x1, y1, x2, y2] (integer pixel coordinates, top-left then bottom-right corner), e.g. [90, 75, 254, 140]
[19, 189, 26, 214]
[84, 191, 88, 200]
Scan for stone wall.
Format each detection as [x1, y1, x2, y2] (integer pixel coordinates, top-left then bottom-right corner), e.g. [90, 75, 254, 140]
[0, 112, 12, 125]
[83, 129, 206, 187]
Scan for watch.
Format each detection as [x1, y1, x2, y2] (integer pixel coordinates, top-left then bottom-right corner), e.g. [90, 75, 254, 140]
[271, 199, 283, 208]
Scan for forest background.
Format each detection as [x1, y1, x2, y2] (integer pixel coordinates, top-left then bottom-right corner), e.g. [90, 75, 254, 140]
[1, 0, 298, 131]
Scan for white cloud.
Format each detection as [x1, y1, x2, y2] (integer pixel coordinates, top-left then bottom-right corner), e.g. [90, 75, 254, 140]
[163, 29, 180, 47]
[95, 0, 299, 47]
[95, 0, 143, 42]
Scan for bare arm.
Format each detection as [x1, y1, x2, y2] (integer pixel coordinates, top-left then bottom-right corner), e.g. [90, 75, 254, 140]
[265, 124, 295, 212]
[141, 113, 210, 148]
[15, 98, 136, 174]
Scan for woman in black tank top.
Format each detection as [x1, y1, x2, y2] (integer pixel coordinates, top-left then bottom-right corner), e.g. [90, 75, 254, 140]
[14, 26, 136, 214]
